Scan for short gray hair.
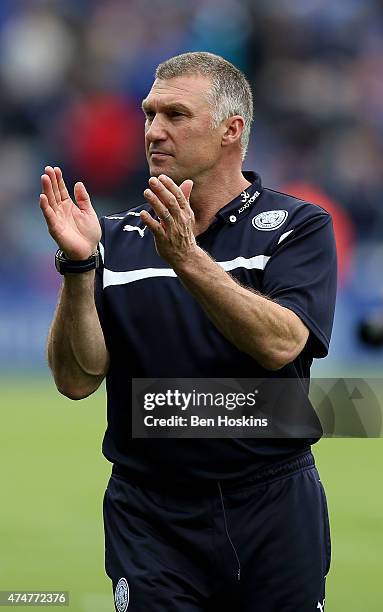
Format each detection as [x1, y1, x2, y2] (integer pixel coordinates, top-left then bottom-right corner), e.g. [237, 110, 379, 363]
[155, 52, 254, 160]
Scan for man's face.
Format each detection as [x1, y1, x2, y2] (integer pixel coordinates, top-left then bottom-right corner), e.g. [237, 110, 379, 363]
[142, 75, 222, 184]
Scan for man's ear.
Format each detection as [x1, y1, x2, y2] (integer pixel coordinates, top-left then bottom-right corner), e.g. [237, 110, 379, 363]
[221, 115, 245, 147]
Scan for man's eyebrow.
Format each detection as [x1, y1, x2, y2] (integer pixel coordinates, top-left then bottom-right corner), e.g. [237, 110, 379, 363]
[141, 100, 192, 114]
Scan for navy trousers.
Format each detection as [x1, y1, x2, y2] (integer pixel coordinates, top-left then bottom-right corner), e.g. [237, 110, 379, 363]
[103, 452, 331, 611]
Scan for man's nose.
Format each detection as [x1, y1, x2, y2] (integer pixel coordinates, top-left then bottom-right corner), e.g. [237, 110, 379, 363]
[145, 115, 167, 142]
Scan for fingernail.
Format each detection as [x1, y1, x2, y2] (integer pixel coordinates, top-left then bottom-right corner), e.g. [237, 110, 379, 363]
[150, 177, 159, 185]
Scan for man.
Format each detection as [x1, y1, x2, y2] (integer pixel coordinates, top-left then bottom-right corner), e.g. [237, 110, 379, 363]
[40, 52, 335, 611]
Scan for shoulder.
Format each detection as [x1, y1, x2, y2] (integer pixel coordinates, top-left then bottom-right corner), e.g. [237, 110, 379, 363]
[251, 187, 334, 253]
[252, 187, 331, 240]
[261, 187, 331, 224]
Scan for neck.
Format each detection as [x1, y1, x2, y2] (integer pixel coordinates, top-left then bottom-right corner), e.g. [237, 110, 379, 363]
[189, 167, 252, 236]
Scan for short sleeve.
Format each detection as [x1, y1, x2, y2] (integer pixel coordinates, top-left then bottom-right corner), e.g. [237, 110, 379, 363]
[261, 212, 337, 358]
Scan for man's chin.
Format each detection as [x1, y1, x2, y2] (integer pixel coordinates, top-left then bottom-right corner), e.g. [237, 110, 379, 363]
[149, 161, 170, 175]
[148, 163, 181, 183]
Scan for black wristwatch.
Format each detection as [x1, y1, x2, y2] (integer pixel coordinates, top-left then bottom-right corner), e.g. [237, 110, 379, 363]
[55, 249, 101, 275]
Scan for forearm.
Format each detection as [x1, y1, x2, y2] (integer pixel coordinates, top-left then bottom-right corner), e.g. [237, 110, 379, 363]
[48, 271, 109, 399]
[174, 247, 307, 370]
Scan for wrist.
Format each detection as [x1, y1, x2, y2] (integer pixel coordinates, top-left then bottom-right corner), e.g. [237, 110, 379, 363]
[172, 245, 206, 275]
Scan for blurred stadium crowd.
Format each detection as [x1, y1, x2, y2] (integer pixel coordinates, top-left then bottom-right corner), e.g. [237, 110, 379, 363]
[0, 0, 382, 370]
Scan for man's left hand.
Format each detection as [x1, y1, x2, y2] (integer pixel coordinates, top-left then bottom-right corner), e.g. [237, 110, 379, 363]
[140, 174, 197, 267]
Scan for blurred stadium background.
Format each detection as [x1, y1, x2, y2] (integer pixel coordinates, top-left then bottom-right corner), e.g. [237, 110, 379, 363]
[0, 0, 382, 610]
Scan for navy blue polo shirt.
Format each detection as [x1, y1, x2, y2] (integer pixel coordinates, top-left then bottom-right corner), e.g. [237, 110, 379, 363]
[95, 171, 337, 483]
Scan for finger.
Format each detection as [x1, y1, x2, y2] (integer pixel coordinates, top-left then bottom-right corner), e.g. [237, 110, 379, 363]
[140, 210, 166, 239]
[41, 173, 59, 210]
[158, 174, 191, 210]
[39, 193, 54, 218]
[39, 193, 61, 236]
[149, 176, 183, 218]
[45, 166, 61, 204]
[74, 181, 92, 213]
[179, 179, 194, 203]
[54, 166, 70, 201]
[144, 188, 173, 225]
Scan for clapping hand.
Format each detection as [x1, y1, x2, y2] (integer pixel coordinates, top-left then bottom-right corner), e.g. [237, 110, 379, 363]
[141, 174, 196, 267]
[40, 166, 101, 260]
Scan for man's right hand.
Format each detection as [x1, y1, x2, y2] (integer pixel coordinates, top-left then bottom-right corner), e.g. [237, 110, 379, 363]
[40, 166, 101, 260]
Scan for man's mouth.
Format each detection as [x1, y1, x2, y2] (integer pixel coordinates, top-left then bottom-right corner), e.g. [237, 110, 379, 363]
[150, 151, 172, 157]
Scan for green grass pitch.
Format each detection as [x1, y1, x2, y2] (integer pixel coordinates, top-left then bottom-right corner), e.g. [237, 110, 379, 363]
[0, 378, 382, 611]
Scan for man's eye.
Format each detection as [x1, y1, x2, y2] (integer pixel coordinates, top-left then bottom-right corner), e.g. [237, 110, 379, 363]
[170, 111, 183, 118]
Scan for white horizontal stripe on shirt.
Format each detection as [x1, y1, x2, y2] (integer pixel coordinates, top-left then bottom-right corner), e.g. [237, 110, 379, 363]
[102, 254, 271, 288]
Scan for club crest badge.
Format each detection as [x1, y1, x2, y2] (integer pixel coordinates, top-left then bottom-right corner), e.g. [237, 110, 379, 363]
[252, 210, 288, 231]
[115, 577, 129, 612]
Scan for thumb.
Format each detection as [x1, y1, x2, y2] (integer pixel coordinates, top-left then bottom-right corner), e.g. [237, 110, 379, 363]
[74, 181, 92, 212]
[180, 179, 193, 202]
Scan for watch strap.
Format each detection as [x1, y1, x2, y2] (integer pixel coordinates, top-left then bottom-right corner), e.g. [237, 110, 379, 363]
[55, 249, 100, 274]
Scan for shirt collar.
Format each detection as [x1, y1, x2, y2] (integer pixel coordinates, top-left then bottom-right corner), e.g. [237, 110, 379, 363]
[216, 171, 263, 225]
